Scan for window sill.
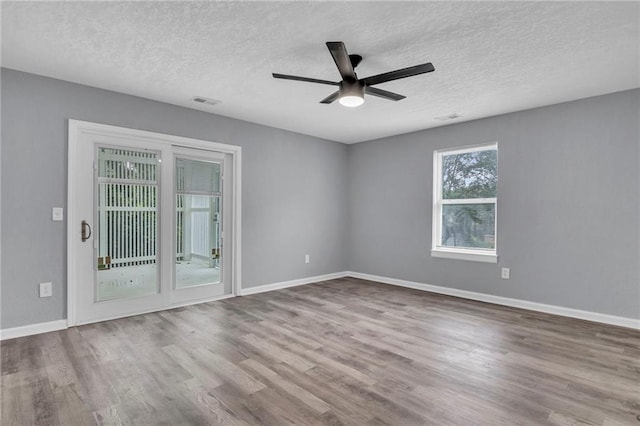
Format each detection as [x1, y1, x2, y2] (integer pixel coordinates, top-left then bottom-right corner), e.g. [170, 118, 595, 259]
[431, 248, 498, 263]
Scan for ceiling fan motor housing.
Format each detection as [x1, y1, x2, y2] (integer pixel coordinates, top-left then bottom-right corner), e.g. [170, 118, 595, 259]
[338, 80, 365, 107]
[339, 80, 365, 99]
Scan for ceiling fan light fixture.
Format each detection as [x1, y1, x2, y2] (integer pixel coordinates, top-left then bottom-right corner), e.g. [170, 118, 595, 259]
[339, 81, 365, 107]
[339, 95, 364, 107]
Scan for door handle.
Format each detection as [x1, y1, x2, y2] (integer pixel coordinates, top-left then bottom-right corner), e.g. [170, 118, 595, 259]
[81, 220, 92, 242]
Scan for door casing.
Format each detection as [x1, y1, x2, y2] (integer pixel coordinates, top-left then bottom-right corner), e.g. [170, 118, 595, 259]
[67, 120, 242, 326]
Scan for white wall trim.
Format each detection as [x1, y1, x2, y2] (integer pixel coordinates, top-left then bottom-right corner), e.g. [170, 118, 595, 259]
[0, 293, 238, 338]
[239, 272, 348, 296]
[5, 271, 637, 338]
[1, 273, 348, 338]
[346, 271, 640, 330]
[67, 119, 242, 326]
[431, 249, 498, 263]
[0, 320, 68, 341]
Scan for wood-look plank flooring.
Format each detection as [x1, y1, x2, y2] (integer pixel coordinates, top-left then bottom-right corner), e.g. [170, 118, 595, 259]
[2, 277, 639, 425]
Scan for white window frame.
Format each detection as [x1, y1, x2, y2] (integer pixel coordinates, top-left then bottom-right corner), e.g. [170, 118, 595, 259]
[432, 142, 498, 263]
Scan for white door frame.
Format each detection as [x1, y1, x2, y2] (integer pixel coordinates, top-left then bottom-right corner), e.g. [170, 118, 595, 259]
[67, 119, 242, 326]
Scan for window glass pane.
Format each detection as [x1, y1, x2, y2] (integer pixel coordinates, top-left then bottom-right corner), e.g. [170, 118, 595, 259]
[175, 158, 222, 289]
[96, 147, 159, 301]
[176, 158, 220, 194]
[442, 149, 497, 199]
[441, 204, 495, 249]
[98, 147, 157, 182]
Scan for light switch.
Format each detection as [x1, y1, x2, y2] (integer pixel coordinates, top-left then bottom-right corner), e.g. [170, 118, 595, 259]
[52, 207, 64, 221]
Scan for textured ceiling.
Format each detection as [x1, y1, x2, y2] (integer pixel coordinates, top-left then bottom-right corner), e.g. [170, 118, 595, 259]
[2, 1, 639, 144]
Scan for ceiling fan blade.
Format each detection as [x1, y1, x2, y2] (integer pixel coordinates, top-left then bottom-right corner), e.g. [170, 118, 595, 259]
[272, 73, 339, 86]
[319, 91, 340, 104]
[326, 41, 357, 81]
[361, 63, 435, 86]
[365, 86, 406, 101]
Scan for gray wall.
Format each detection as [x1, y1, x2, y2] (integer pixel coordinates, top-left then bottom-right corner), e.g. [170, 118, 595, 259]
[2, 68, 638, 329]
[1, 68, 349, 328]
[348, 89, 640, 319]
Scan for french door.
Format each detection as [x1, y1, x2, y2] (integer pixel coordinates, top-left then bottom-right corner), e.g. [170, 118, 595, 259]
[68, 121, 241, 326]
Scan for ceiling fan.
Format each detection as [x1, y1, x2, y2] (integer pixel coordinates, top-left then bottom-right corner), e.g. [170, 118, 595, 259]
[273, 41, 435, 107]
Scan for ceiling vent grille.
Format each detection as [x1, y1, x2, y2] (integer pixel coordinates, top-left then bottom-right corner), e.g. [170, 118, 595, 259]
[434, 113, 462, 121]
[192, 96, 221, 106]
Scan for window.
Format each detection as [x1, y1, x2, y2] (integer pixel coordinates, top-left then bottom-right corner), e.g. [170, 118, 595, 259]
[432, 143, 498, 263]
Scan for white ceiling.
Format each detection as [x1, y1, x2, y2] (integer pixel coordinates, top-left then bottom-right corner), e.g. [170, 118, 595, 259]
[2, 1, 639, 144]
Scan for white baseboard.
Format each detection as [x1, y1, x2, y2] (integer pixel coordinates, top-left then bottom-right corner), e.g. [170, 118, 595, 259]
[1, 273, 349, 339]
[239, 271, 348, 296]
[4, 271, 636, 339]
[0, 319, 68, 341]
[346, 271, 640, 330]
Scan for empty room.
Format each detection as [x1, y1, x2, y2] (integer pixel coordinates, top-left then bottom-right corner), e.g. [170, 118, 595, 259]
[1, 1, 639, 425]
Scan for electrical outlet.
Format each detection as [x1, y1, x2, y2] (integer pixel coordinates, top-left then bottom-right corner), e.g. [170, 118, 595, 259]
[305, 254, 310, 264]
[501, 268, 510, 279]
[52, 207, 64, 221]
[39, 282, 52, 297]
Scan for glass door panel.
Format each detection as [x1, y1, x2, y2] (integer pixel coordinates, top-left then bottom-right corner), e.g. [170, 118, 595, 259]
[96, 147, 159, 301]
[175, 158, 222, 289]
[70, 120, 238, 326]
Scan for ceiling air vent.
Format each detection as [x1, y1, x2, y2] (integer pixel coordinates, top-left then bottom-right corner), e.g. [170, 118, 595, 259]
[192, 96, 221, 106]
[434, 113, 462, 121]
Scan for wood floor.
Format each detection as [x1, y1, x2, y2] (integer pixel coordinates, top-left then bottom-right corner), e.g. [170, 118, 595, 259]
[2, 277, 639, 425]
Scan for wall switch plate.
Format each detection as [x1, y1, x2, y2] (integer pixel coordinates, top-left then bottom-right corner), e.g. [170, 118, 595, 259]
[501, 268, 510, 279]
[305, 254, 310, 264]
[39, 282, 52, 297]
[52, 207, 64, 221]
